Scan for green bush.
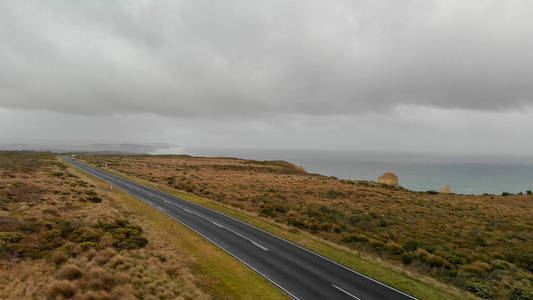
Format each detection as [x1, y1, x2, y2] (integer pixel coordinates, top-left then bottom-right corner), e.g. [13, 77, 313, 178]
[447, 270, 458, 277]
[40, 229, 63, 250]
[71, 227, 101, 243]
[401, 254, 414, 265]
[446, 255, 465, 265]
[57, 221, 82, 238]
[466, 281, 493, 299]
[97, 219, 148, 250]
[510, 288, 533, 300]
[259, 205, 276, 217]
[526, 190, 532, 195]
[87, 196, 102, 203]
[287, 217, 306, 228]
[0, 232, 27, 243]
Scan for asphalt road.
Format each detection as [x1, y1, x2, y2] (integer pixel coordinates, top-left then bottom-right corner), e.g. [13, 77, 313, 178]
[65, 158, 417, 300]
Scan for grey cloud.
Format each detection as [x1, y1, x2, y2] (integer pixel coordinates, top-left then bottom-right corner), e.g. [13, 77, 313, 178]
[1, 0, 533, 118]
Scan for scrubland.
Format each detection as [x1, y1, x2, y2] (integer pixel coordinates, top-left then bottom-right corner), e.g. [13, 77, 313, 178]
[0, 152, 287, 300]
[80, 154, 533, 300]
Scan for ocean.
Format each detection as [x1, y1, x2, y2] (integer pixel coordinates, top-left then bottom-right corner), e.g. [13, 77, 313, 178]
[183, 148, 533, 195]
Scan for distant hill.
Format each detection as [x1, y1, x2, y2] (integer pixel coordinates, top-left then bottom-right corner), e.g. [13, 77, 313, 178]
[0, 143, 179, 154]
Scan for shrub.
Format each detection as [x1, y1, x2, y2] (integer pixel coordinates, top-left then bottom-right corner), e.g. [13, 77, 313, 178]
[401, 254, 414, 265]
[110, 228, 148, 250]
[510, 288, 533, 300]
[423, 254, 449, 268]
[403, 239, 419, 252]
[516, 254, 533, 272]
[56, 264, 84, 280]
[319, 223, 332, 232]
[416, 248, 430, 258]
[502, 192, 513, 196]
[287, 217, 306, 228]
[58, 221, 82, 238]
[71, 227, 101, 243]
[259, 205, 276, 217]
[462, 261, 491, 273]
[465, 281, 493, 299]
[426, 190, 438, 195]
[526, 190, 532, 195]
[87, 196, 102, 203]
[40, 229, 64, 250]
[341, 233, 369, 243]
[385, 242, 403, 254]
[47, 280, 76, 299]
[272, 202, 288, 213]
[446, 255, 466, 265]
[49, 250, 69, 265]
[447, 270, 458, 277]
[0, 232, 27, 243]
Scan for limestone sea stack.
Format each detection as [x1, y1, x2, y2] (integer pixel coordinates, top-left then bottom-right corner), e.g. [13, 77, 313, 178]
[440, 186, 451, 193]
[378, 172, 398, 185]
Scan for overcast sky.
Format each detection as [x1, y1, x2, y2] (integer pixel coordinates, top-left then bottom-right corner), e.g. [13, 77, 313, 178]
[1, 1, 533, 155]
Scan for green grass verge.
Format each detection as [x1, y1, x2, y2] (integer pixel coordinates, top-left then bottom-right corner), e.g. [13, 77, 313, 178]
[80, 160, 478, 300]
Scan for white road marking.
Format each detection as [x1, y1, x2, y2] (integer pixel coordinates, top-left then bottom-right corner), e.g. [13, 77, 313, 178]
[151, 209, 299, 300]
[131, 184, 269, 251]
[212, 221, 224, 227]
[332, 285, 362, 300]
[251, 241, 270, 251]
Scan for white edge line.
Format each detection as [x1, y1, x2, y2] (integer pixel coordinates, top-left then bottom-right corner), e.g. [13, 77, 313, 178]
[148, 205, 300, 300]
[332, 284, 361, 300]
[67, 158, 416, 300]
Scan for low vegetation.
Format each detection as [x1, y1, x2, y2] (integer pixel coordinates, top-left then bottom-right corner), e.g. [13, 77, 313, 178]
[0, 152, 287, 300]
[80, 154, 533, 299]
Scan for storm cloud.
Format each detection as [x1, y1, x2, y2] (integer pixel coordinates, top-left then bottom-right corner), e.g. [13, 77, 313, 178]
[2, 1, 533, 118]
[2, 1, 533, 155]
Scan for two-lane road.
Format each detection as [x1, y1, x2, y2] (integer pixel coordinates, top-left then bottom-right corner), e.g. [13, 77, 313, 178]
[65, 158, 417, 300]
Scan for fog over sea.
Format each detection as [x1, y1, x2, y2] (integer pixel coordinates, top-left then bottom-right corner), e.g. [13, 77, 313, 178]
[180, 148, 533, 195]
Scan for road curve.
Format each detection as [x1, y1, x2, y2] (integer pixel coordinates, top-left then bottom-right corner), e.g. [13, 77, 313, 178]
[64, 158, 417, 300]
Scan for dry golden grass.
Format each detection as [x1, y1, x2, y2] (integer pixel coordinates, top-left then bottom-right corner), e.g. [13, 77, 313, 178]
[0, 152, 212, 299]
[80, 154, 533, 300]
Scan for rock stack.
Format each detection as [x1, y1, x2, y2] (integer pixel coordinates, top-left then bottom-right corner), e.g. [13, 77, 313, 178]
[440, 186, 451, 193]
[378, 172, 398, 185]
